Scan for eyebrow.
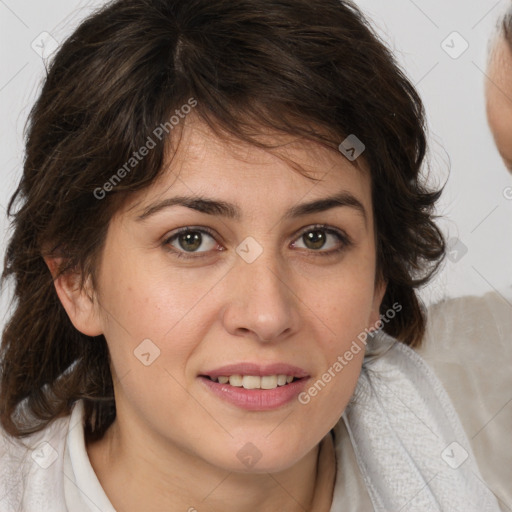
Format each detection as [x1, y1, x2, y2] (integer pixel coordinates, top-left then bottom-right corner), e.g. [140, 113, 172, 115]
[136, 191, 367, 225]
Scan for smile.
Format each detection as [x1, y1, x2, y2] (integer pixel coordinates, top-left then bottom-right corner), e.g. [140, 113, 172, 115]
[198, 363, 310, 410]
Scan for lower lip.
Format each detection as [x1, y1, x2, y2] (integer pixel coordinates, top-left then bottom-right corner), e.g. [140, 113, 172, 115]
[199, 377, 308, 411]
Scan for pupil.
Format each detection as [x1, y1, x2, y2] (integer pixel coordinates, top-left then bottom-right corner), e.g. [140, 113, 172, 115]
[304, 230, 325, 250]
[180, 232, 202, 251]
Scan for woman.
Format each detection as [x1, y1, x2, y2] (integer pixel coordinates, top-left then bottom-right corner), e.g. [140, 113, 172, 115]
[0, 0, 500, 510]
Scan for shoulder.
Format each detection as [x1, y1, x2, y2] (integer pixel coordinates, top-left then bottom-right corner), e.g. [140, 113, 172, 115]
[0, 409, 73, 512]
[417, 289, 512, 509]
[419, 289, 512, 428]
[424, 288, 512, 349]
[419, 289, 512, 404]
[341, 333, 502, 510]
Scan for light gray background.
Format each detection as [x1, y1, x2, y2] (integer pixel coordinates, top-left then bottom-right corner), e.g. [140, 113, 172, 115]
[1, 0, 511, 327]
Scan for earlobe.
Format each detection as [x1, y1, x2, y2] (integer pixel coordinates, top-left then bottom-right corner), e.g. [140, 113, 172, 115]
[44, 257, 103, 337]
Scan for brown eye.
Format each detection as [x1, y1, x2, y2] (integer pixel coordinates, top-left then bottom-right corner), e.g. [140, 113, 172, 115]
[178, 232, 202, 252]
[292, 226, 351, 256]
[165, 228, 218, 255]
[303, 230, 327, 250]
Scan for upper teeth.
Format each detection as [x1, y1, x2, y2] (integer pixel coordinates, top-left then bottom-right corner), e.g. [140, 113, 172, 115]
[213, 375, 295, 389]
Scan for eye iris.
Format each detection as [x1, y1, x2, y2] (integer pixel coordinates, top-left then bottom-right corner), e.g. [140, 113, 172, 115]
[304, 230, 326, 250]
[179, 232, 202, 251]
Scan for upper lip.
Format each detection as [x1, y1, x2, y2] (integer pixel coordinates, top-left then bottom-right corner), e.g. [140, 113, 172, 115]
[200, 363, 310, 379]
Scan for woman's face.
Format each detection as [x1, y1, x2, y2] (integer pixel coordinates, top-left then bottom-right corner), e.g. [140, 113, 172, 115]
[486, 35, 512, 173]
[84, 120, 384, 473]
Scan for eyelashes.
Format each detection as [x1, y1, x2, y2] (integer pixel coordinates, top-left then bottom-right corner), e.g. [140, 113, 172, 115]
[162, 224, 353, 260]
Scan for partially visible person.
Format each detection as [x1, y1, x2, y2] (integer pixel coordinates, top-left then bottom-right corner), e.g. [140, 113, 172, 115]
[418, 7, 512, 511]
[487, 6, 512, 173]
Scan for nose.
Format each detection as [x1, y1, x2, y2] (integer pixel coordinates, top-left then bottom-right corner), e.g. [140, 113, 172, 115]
[221, 249, 301, 343]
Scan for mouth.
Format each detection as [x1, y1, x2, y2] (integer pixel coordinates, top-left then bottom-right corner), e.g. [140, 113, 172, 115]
[198, 363, 310, 410]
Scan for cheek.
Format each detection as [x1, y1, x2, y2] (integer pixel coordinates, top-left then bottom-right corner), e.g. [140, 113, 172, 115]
[97, 264, 211, 423]
[300, 266, 378, 380]
[317, 259, 379, 338]
[295, 333, 365, 447]
[305, 263, 378, 404]
[316, 286, 374, 379]
[93, 266, 206, 401]
[97, 249, 217, 341]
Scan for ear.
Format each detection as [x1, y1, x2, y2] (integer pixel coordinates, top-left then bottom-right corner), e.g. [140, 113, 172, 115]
[44, 257, 103, 337]
[368, 278, 387, 328]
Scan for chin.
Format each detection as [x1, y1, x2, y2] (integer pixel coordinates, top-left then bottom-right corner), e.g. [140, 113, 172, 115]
[207, 436, 316, 475]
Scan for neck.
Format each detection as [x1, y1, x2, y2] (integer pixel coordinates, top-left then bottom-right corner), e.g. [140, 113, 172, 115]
[86, 414, 336, 512]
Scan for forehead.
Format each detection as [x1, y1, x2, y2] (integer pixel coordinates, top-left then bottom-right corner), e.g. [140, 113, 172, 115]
[138, 119, 372, 205]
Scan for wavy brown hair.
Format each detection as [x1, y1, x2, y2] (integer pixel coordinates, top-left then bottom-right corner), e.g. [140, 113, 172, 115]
[0, 0, 444, 439]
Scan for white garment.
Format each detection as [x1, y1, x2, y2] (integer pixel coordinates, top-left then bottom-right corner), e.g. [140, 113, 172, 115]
[0, 399, 114, 512]
[340, 333, 501, 511]
[419, 289, 512, 509]
[0, 333, 502, 511]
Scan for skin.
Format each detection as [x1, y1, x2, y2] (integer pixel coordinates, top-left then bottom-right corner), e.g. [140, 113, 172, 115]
[47, 119, 385, 512]
[486, 33, 512, 173]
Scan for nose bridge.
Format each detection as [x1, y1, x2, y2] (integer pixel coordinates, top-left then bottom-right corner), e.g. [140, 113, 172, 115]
[222, 239, 299, 341]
